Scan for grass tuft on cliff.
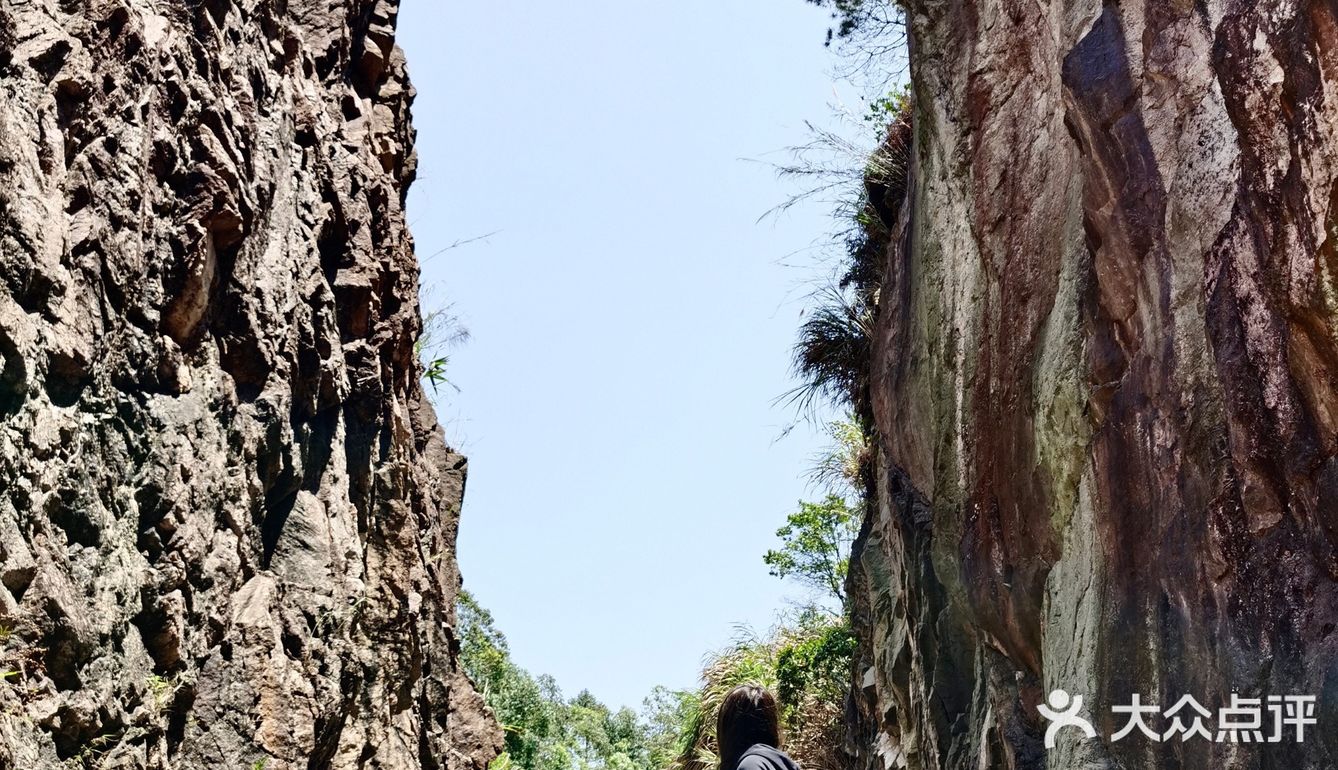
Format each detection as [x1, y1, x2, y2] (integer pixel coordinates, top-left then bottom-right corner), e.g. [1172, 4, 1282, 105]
[784, 90, 911, 424]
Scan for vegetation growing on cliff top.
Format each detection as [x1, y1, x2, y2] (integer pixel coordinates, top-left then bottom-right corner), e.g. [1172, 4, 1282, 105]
[781, 87, 909, 427]
[805, 0, 902, 48]
[805, 0, 906, 91]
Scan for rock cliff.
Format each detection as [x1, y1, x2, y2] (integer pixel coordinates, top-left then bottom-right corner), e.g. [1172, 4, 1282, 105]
[0, 0, 500, 767]
[846, 1, 1338, 768]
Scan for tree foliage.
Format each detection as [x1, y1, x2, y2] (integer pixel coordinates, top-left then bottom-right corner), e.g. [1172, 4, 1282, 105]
[774, 619, 857, 710]
[805, 0, 879, 43]
[641, 687, 701, 770]
[764, 495, 861, 605]
[457, 591, 658, 770]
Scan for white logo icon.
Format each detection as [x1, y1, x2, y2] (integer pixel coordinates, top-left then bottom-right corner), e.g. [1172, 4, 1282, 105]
[1037, 689, 1097, 749]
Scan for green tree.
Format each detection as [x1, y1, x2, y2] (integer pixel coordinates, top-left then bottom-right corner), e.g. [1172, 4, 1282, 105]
[774, 614, 857, 709]
[763, 494, 861, 604]
[458, 592, 561, 770]
[457, 592, 658, 770]
[641, 687, 699, 770]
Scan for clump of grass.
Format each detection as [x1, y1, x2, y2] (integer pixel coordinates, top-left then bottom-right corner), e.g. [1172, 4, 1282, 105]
[317, 592, 367, 636]
[784, 283, 875, 415]
[417, 303, 470, 394]
[781, 94, 912, 423]
[145, 672, 187, 713]
[61, 730, 121, 769]
[806, 417, 872, 495]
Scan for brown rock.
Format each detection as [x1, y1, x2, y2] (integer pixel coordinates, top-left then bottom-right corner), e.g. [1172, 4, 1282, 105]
[0, 0, 500, 767]
[847, 2, 1338, 769]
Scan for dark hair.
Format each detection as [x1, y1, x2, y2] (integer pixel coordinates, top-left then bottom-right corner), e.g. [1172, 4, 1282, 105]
[716, 684, 781, 770]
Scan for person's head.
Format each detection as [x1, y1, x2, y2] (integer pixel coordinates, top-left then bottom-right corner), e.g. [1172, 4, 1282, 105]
[716, 684, 781, 770]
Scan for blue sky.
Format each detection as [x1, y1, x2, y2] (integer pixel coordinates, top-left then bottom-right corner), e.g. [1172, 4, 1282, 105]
[397, 2, 868, 711]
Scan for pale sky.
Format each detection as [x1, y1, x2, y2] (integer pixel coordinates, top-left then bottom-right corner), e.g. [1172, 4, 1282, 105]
[398, 1, 870, 711]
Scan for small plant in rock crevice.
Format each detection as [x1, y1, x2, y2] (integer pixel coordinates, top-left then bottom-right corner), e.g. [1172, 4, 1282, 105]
[417, 301, 470, 395]
[317, 592, 368, 637]
[146, 673, 175, 711]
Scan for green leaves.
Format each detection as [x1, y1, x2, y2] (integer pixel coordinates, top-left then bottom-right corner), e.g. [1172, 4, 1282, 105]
[418, 304, 469, 395]
[763, 494, 861, 605]
[805, 0, 874, 43]
[423, 354, 456, 393]
[775, 620, 857, 708]
[641, 687, 701, 770]
[863, 85, 912, 128]
[458, 592, 660, 770]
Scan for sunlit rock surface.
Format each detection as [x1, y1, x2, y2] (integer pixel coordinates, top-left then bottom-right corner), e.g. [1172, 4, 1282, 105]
[0, 0, 500, 766]
[847, 2, 1338, 768]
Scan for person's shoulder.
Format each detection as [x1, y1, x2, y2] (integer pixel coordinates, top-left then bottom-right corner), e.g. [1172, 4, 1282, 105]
[737, 746, 799, 770]
[735, 754, 772, 770]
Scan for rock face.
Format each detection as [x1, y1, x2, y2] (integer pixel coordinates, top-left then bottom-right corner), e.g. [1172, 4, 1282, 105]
[0, 0, 500, 767]
[847, 1, 1338, 769]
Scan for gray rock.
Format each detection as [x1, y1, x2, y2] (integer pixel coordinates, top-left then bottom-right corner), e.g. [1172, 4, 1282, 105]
[0, 0, 501, 767]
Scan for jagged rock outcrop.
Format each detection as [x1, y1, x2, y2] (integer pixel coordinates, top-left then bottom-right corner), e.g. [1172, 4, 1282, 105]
[847, 1, 1338, 769]
[0, 0, 500, 767]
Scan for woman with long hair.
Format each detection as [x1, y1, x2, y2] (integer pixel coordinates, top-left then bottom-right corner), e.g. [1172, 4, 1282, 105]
[716, 684, 801, 770]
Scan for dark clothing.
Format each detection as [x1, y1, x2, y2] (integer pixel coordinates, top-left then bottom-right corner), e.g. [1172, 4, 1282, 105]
[736, 744, 801, 770]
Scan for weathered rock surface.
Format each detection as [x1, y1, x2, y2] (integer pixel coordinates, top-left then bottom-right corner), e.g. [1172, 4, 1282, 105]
[0, 0, 500, 767]
[847, 1, 1338, 768]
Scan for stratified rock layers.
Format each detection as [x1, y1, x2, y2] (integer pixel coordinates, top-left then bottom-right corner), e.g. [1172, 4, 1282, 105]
[847, 2, 1338, 769]
[0, 1, 499, 767]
